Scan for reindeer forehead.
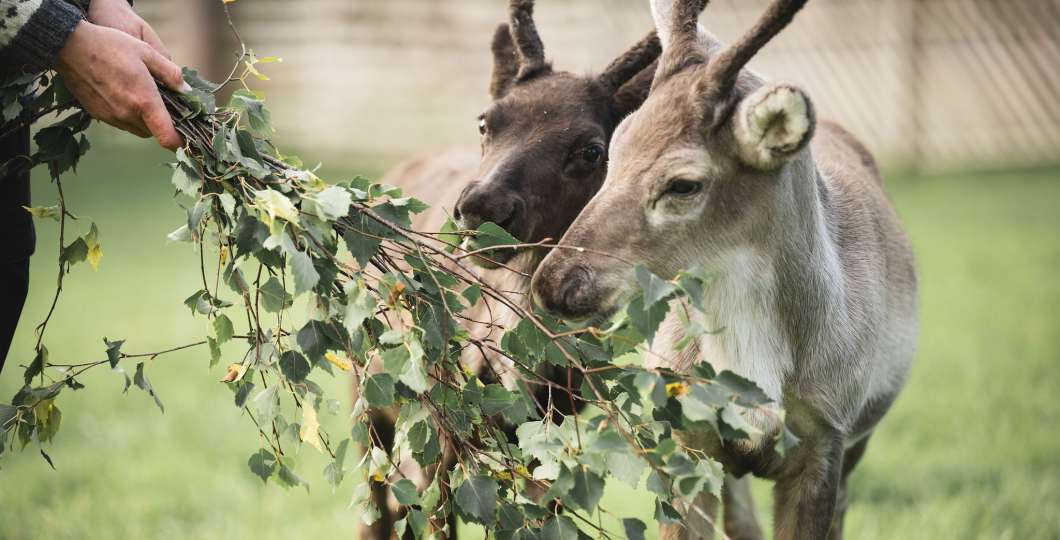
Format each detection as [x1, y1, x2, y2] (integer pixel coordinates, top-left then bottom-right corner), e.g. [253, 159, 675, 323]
[500, 74, 607, 118]
[613, 69, 705, 157]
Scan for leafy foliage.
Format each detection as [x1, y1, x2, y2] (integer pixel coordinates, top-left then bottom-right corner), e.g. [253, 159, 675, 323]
[0, 16, 790, 538]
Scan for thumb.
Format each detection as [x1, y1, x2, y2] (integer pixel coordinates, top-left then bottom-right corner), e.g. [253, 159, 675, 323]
[142, 46, 190, 93]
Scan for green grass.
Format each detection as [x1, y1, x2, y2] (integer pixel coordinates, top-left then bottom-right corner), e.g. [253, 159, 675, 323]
[1, 138, 1058, 539]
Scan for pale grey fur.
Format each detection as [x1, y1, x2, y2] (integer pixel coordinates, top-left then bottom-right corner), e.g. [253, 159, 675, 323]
[531, 1, 919, 539]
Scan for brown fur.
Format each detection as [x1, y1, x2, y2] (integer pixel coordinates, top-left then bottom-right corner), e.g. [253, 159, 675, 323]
[357, 5, 673, 539]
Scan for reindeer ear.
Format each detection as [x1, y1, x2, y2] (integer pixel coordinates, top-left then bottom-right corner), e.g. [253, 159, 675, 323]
[598, 32, 662, 120]
[733, 84, 815, 170]
[611, 61, 657, 120]
[490, 24, 520, 99]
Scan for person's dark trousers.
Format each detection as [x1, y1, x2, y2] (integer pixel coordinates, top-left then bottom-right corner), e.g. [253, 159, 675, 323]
[0, 124, 35, 376]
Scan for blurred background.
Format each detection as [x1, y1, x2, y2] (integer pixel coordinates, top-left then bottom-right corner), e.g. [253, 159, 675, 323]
[138, 0, 1060, 169]
[1, 1, 1058, 539]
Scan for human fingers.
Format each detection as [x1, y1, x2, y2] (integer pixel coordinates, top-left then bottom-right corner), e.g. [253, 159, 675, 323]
[142, 45, 190, 93]
[139, 91, 182, 150]
[140, 22, 172, 59]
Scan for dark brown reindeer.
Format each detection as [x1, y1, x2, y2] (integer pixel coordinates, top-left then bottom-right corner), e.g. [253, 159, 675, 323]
[361, 1, 669, 538]
[532, 1, 919, 539]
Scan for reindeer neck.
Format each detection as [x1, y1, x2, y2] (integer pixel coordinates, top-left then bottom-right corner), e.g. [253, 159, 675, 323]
[768, 151, 849, 334]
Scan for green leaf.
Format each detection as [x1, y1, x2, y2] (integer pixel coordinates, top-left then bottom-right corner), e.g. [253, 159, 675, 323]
[296, 320, 328, 362]
[569, 467, 604, 513]
[0, 403, 17, 432]
[391, 478, 421, 506]
[208, 336, 221, 368]
[454, 475, 498, 526]
[133, 362, 165, 413]
[466, 221, 520, 267]
[279, 350, 311, 383]
[627, 294, 668, 345]
[259, 277, 292, 313]
[213, 314, 235, 344]
[462, 284, 482, 306]
[252, 386, 280, 422]
[60, 237, 88, 270]
[35, 125, 84, 176]
[635, 265, 676, 307]
[248, 448, 277, 483]
[290, 250, 320, 296]
[541, 516, 579, 540]
[167, 224, 193, 243]
[323, 438, 351, 488]
[399, 339, 428, 394]
[343, 228, 382, 268]
[277, 462, 309, 491]
[234, 381, 255, 408]
[364, 374, 395, 407]
[343, 280, 376, 334]
[171, 147, 201, 197]
[480, 384, 516, 417]
[715, 371, 772, 407]
[622, 518, 647, 540]
[311, 186, 352, 222]
[719, 402, 756, 440]
[23, 346, 47, 384]
[229, 89, 271, 135]
[607, 447, 646, 488]
[103, 338, 124, 369]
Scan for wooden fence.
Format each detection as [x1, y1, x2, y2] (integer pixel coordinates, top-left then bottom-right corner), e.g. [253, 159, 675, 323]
[134, 0, 1060, 170]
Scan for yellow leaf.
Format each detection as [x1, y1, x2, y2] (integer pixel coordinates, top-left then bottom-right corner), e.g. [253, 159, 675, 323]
[257, 56, 283, 64]
[387, 282, 406, 306]
[244, 61, 270, 81]
[87, 243, 103, 271]
[665, 382, 689, 397]
[254, 189, 299, 226]
[299, 404, 324, 453]
[221, 363, 246, 383]
[324, 352, 353, 372]
[372, 471, 385, 482]
[218, 246, 229, 266]
[23, 205, 60, 221]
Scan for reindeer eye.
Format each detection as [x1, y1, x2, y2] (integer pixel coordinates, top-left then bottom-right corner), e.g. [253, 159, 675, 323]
[665, 179, 703, 197]
[581, 145, 605, 164]
[478, 118, 488, 136]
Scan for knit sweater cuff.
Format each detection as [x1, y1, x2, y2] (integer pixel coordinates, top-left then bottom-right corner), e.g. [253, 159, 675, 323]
[6, 0, 85, 72]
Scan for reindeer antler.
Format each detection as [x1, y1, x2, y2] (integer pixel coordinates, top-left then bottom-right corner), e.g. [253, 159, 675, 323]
[702, 0, 808, 101]
[652, 0, 712, 82]
[509, 0, 550, 80]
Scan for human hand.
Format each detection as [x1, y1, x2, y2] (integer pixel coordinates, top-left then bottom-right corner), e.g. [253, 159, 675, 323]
[88, 0, 171, 58]
[55, 21, 188, 150]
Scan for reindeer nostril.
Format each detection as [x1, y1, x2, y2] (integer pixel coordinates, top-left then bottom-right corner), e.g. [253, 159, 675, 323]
[497, 209, 517, 232]
[555, 265, 593, 317]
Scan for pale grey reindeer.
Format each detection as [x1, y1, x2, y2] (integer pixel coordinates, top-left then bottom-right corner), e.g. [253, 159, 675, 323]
[532, 0, 919, 539]
[360, 1, 669, 537]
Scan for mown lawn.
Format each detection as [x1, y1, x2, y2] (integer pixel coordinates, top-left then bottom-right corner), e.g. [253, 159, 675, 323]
[0, 138, 1057, 539]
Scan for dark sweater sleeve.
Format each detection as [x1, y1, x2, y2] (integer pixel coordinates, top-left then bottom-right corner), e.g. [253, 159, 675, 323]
[0, 0, 85, 72]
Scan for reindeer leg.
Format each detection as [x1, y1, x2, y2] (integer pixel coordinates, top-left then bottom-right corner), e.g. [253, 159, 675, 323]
[360, 407, 398, 540]
[772, 431, 844, 540]
[723, 474, 764, 540]
[826, 435, 871, 540]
